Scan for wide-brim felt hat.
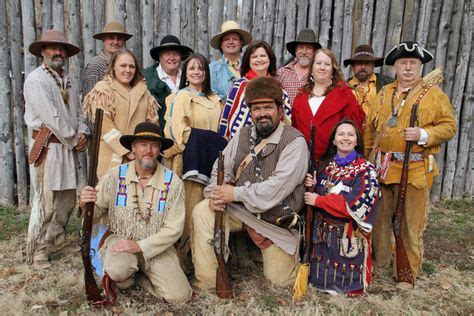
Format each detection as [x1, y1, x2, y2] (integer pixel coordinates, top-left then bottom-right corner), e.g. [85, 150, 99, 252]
[385, 41, 433, 66]
[286, 29, 322, 56]
[29, 30, 81, 57]
[93, 21, 133, 40]
[210, 20, 252, 50]
[150, 35, 194, 61]
[120, 122, 174, 151]
[343, 44, 384, 67]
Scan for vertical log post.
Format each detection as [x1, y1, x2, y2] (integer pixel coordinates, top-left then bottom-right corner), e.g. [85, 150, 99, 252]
[82, 0, 96, 67]
[307, 0, 321, 38]
[52, 0, 64, 33]
[125, 0, 142, 67]
[0, 0, 15, 204]
[341, 0, 355, 79]
[319, 0, 332, 49]
[263, 0, 276, 45]
[209, 0, 224, 61]
[283, 0, 297, 61]
[273, 0, 287, 65]
[196, 0, 209, 58]
[141, 0, 154, 68]
[42, 0, 52, 31]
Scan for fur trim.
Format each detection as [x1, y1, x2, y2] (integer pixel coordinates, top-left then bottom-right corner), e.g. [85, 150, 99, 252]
[245, 77, 283, 106]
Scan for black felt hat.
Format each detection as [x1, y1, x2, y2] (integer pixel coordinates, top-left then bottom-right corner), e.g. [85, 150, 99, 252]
[150, 35, 194, 61]
[120, 122, 174, 151]
[385, 41, 433, 66]
[343, 44, 384, 67]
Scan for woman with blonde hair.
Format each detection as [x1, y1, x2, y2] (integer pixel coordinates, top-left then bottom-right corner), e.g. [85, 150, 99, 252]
[84, 48, 159, 178]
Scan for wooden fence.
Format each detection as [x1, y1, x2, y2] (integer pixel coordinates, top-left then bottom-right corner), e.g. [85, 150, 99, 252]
[0, 0, 472, 207]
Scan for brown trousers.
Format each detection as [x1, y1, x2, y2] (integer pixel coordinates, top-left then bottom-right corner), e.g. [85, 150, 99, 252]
[372, 184, 430, 280]
[190, 199, 298, 291]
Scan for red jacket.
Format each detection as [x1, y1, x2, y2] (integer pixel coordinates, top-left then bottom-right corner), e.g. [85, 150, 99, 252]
[292, 84, 365, 159]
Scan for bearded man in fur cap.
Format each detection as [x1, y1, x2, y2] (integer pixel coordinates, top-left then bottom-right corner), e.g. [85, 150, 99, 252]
[191, 77, 309, 292]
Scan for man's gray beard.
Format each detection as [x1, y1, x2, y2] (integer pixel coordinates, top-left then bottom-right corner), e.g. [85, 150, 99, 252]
[47, 58, 65, 71]
[138, 159, 157, 171]
[297, 57, 312, 67]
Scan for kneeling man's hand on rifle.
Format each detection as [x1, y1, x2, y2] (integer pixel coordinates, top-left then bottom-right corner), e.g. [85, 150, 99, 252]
[209, 184, 234, 212]
[79, 186, 98, 208]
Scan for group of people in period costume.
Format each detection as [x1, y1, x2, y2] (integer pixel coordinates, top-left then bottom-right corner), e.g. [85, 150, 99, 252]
[23, 17, 456, 304]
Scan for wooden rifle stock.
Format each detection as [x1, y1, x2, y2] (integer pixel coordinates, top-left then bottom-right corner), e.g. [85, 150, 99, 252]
[80, 108, 104, 302]
[213, 152, 233, 298]
[302, 123, 316, 263]
[393, 104, 418, 285]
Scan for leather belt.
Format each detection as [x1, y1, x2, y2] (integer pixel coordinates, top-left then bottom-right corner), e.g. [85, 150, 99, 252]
[33, 129, 61, 143]
[382, 151, 424, 162]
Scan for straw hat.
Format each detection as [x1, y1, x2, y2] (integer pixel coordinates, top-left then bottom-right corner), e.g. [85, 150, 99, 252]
[210, 20, 252, 50]
[28, 30, 81, 57]
[343, 44, 384, 67]
[93, 21, 133, 40]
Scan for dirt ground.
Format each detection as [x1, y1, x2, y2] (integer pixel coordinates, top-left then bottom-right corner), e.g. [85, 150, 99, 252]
[0, 199, 472, 315]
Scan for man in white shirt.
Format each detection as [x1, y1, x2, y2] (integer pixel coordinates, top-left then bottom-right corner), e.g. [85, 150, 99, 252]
[143, 35, 193, 131]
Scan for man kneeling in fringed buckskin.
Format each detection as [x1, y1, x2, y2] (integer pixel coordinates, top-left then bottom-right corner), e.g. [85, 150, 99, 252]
[79, 122, 192, 302]
[191, 77, 309, 291]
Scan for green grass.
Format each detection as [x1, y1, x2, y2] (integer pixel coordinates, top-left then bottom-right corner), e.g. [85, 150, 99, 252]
[0, 205, 29, 241]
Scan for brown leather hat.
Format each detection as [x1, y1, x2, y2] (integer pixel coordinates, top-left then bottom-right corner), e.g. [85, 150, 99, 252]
[93, 21, 133, 40]
[343, 44, 384, 67]
[286, 29, 322, 56]
[28, 30, 81, 57]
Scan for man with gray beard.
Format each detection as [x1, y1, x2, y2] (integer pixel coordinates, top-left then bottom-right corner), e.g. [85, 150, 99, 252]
[276, 29, 321, 105]
[24, 30, 89, 268]
[80, 122, 192, 302]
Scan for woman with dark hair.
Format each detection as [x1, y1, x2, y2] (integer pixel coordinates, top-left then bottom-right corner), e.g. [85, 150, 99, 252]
[83, 48, 159, 178]
[292, 48, 365, 160]
[304, 120, 380, 296]
[218, 40, 292, 138]
[162, 53, 224, 271]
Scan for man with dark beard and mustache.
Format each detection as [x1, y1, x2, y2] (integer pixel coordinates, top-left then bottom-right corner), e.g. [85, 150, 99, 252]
[344, 44, 393, 114]
[79, 122, 192, 302]
[276, 29, 321, 105]
[24, 30, 89, 268]
[191, 77, 309, 293]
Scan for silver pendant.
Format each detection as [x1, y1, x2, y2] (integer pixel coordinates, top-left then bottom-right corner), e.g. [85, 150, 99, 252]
[386, 116, 398, 128]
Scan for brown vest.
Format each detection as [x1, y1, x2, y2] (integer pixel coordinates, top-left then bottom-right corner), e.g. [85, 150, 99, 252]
[233, 125, 306, 224]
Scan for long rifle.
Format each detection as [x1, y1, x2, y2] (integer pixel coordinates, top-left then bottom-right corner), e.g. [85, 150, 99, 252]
[393, 104, 418, 285]
[293, 123, 316, 300]
[80, 108, 104, 303]
[213, 152, 233, 299]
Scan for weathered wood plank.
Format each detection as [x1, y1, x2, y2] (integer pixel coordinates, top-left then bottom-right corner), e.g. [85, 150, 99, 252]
[296, 0, 308, 33]
[423, 0, 441, 75]
[358, 0, 374, 45]
[182, 0, 195, 50]
[52, 0, 64, 32]
[263, 0, 276, 45]
[442, 0, 471, 199]
[95, 0, 106, 52]
[10, 0, 28, 207]
[371, 0, 390, 58]
[319, 0, 332, 48]
[274, 0, 287, 65]
[141, 0, 154, 67]
[157, 0, 170, 43]
[341, 0, 355, 79]
[307, 0, 321, 38]
[42, 0, 52, 32]
[284, 0, 297, 61]
[0, 0, 15, 204]
[382, 0, 404, 76]
[241, 0, 254, 36]
[209, 0, 224, 60]
[81, 0, 96, 66]
[331, 0, 344, 60]
[125, 0, 142, 66]
[431, 0, 454, 201]
[415, 0, 433, 46]
[106, 0, 126, 25]
[170, 0, 181, 37]
[196, 0, 209, 57]
[224, 0, 237, 21]
[400, 0, 419, 41]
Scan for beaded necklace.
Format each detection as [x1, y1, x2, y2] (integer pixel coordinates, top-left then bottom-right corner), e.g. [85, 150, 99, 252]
[132, 182, 156, 222]
[43, 65, 71, 105]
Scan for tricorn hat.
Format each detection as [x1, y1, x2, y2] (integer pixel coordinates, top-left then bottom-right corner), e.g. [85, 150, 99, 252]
[119, 122, 174, 151]
[385, 41, 433, 66]
[150, 35, 194, 61]
[93, 21, 133, 40]
[29, 30, 81, 57]
[245, 77, 283, 106]
[210, 20, 252, 50]
[343, 44, 384, 67]
[286, 29, 322, 56]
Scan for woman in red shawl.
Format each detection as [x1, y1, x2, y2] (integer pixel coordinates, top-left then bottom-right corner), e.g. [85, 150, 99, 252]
[292, 48, 365, 160]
